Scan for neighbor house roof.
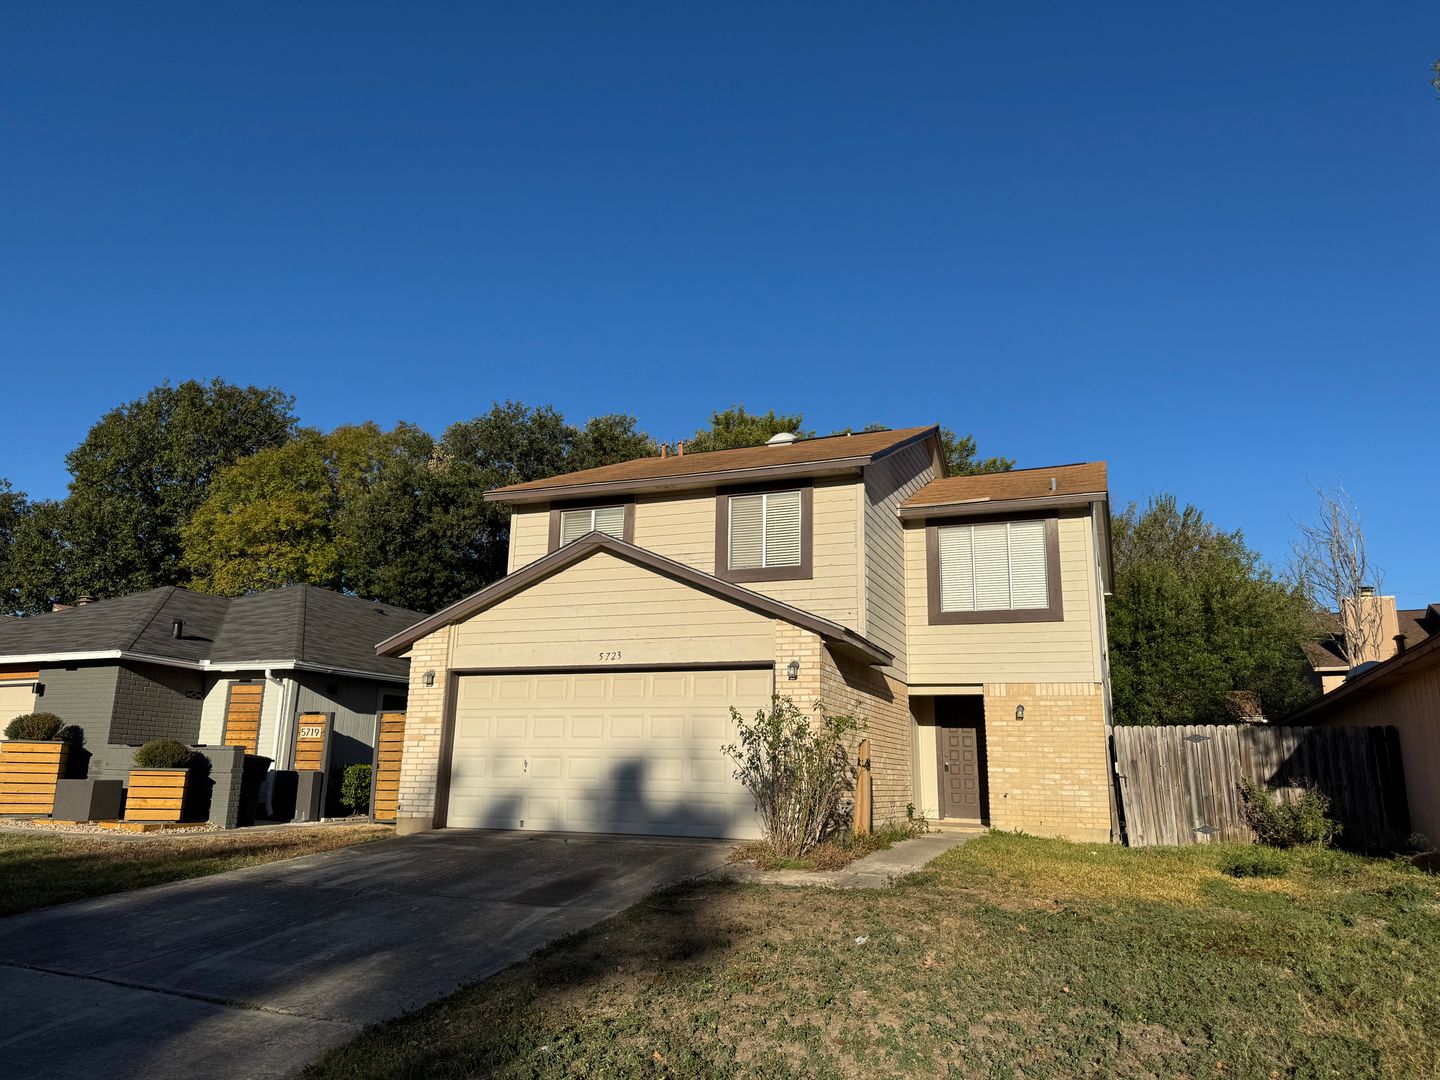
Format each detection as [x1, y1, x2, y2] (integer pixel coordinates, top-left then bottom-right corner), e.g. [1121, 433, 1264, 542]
[900, 462, 1109, 518]
[1288, 622, 1440, 723]
[0, 586, 425, 680]
[484, 426, 940, 504]
[1303, 606, 1440, 671]
[377, 531, 894, 666]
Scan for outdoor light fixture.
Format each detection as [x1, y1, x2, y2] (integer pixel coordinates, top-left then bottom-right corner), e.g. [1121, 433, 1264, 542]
[1015, 704, 1025, 721]
[423, 669, 436, 688]
[786, 660, 800, 681]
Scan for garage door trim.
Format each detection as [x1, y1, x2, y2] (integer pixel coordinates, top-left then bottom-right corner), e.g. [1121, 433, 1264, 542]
[433, 663, 775, 830]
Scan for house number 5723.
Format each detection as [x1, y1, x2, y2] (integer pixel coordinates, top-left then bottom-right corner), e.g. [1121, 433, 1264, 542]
[598, 650, 622, 661]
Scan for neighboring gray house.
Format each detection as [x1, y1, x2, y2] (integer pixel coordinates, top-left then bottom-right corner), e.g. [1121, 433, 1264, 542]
[0, 586, 423, 810]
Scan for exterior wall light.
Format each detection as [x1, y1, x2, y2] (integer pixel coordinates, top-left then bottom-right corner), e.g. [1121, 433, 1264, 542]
[786, 660, 800, 681]
[1015, 704, 1025, 721]
[423, 669, 436, 688]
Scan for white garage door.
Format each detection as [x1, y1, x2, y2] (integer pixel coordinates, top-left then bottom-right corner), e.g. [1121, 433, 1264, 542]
[0, 683, 37, 727]
[446, 667, 772, 838]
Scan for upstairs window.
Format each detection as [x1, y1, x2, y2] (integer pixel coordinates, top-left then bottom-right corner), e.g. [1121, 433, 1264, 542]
[931, 519, 1062, 623]
[728, 490, 802, 569]
[558, 505, 627, 546]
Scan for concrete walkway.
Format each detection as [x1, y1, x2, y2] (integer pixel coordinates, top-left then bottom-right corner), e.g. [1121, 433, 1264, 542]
[0, 830, 730, 1080]
[718, 827, 982, 888]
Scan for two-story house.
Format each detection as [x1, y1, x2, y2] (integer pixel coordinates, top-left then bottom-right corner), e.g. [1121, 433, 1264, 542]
[378, 425, 1115, 843]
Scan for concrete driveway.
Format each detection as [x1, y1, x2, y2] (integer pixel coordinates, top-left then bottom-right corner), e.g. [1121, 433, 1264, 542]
[0, 830, 730, 1079]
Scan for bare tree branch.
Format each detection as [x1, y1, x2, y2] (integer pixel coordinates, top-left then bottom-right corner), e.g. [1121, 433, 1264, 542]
[1293, 486, 1384, 668]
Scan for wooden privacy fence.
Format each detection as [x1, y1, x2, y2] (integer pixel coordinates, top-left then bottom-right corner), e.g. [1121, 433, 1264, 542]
[1113, 724, 1409, 850]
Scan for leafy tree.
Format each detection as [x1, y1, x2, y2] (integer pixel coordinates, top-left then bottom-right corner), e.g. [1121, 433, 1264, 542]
[4, 499, 72, 614]
[182, 423, 431, 595]
[0, 481, 27, 614]
[940, 428, 1012, 475]
[684, 406, 812, 454]
[1107, 496, 1318, 725]
[569, 414, 657, 473]
[61, 379, 297, 596]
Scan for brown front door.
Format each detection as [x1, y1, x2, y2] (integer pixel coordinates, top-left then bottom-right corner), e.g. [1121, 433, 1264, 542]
[937, 720, 988, 822]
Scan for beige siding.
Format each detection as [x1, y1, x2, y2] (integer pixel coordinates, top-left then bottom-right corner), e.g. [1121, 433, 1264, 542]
[451, 550, 777, 669]
[629, 480, 861, 626]
[862, 441, 937, 679]
[906, 510, 1103, 685]
[508, 507, 551, 572]
[1309, 656, 1440, 848]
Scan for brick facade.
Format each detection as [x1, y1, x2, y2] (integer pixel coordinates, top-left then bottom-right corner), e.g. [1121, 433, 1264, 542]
[821, 651, 912, 825]
[982, 682, 1111, 843]
[394, 626, 452, 835]
[110, 663, 205, 746]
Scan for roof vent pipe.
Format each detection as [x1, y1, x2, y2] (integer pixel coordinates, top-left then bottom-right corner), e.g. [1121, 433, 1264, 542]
[75, 595, 96, 606]
[172, 619, 184, 639]
[676, 441, 684, 456]
[660, 444, 669, 458]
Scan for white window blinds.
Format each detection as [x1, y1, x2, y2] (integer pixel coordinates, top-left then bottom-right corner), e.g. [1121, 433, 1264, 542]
[937, 520, 1050, 612]
[728, 490, 802, 569]
[559, 506, 626, 546]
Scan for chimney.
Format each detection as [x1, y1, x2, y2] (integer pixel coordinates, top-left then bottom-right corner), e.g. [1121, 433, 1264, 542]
[75, 595, 97, 606]
[172, 619, 184, 639]
[677, 441, 684, 456]
[1341, 589, 1400, 663]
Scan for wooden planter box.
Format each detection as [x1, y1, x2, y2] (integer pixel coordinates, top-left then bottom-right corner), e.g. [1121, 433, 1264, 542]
[0, 740, 70, 816]
[125, 768, 189, 823]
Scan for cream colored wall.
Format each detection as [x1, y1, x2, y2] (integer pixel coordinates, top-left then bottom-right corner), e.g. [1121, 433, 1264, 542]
[862, 442, 937, 679]
[451, 550, 778, 669]
[905, 510, 1104, 686]
[508, 508, 550, 573]
[506, 479, 865, 628]
[1309, 655, 1440, 848]
[197, 673, 290, 763]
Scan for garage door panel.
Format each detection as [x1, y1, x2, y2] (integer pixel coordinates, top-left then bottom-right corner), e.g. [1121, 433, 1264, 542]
[446, 667, 771, 838]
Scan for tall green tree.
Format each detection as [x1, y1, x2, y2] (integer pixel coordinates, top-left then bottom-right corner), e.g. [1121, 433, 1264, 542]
[4, 499, 71, 615]
[62, 379, 297, 596]
[684, 406, 812, 454]
[940, 428, 1012, 475]
[0, 481, 30, 614]
[182, 423, 430, 596]
[1107, 496, 1318, 725]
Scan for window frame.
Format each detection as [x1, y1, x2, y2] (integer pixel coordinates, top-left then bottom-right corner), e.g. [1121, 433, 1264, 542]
[926, 514, 1063, 624]
[714, 482, 813, 583]
[547, 498, 635, 552]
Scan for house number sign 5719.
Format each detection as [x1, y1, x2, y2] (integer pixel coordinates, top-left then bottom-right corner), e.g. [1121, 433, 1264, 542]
[298, 724, 326, 740]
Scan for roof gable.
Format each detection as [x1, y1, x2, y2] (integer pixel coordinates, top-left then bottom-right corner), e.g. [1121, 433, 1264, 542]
[377, 532, 892, 665]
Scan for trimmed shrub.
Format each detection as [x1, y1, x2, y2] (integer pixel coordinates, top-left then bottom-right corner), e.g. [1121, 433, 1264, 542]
[1220, 847, 1289, 878]
[722, 696, 862, 858]
[340, 764, 372, 815]
[3, 712, 78, 742]
[1238, 777, 1340, 848]
[133, 739, 195, 770]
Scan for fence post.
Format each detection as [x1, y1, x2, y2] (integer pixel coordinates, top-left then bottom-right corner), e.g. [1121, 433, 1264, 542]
[853, 738, 872, 836]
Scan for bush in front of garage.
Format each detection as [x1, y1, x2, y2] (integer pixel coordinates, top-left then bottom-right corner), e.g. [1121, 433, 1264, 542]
[723, 696, 862, 858]
[4, 712, 80, 743]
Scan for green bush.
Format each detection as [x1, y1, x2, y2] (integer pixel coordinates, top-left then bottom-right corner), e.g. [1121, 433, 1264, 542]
[133, 739, 195, 770]
[1220, 847, 1289, 878]
[1238, 777, 1340, 848]
[4, 712, 78, 742]
[340, 763, 373, 815]
[722, 696, 862, 858]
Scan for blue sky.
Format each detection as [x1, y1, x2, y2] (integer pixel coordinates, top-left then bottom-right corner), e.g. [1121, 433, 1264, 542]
[2, 3, 1436, 604]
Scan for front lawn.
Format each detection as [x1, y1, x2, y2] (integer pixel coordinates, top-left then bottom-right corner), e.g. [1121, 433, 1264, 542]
[0, 823, 390, 917]
[306, 832, 1440, 1079]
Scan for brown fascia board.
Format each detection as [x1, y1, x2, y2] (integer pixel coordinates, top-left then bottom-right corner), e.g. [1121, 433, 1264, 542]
[483, 427, 941, 506]
[484, 459, 869, 505]
[1285, 629, 1440, 723]
[896, 491, 1107, 522]
[376, 532, 894, 666]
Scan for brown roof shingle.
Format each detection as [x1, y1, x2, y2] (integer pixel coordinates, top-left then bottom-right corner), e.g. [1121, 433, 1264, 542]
[486, 425, 938, 502]
[902, 461, 1108, 511]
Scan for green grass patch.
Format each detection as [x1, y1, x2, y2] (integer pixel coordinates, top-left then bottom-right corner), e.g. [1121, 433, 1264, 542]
[305, 832, 1440, 1079]
[732, 822, 923, 871]
[0, 824, 389, 917]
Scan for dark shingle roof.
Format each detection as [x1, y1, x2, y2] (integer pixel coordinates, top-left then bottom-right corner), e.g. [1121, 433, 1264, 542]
[0, 586, 424, 679]
[1303, 607, 1438, 670]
